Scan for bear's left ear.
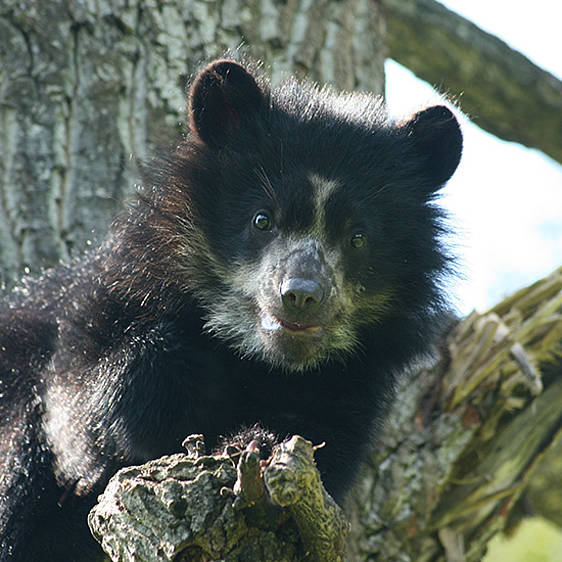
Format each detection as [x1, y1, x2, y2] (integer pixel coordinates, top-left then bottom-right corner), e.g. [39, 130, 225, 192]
[402, 105, 463, 189]
[188, 60, 265, 147]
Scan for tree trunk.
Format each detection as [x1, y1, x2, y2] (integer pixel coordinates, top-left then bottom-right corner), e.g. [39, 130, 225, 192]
[0, 0, 385, 282]
[346, 266, 562, 561]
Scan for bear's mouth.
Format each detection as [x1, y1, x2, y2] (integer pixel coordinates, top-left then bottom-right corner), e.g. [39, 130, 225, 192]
[260, 311, 322, 335]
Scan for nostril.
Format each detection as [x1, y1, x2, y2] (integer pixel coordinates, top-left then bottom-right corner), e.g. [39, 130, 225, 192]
[280, 278, 324, 311]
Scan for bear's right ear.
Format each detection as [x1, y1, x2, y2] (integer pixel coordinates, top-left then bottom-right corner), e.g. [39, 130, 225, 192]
[188, 60, 265, 147]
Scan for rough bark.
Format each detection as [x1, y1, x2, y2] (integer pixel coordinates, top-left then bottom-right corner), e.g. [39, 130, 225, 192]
[0, 0, 385, 281]
[89, 268, 561, 561]
[523, 437, 562, 529]
[346, 266, 562, 561]
[384, 0, 562, 164]
[89, 435, 349, 562]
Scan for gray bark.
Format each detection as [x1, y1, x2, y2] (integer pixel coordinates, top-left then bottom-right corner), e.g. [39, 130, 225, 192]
[0, 0, 385, 281]
[346, 266, 562, 561]
[384, 0, 562, 164]
[89, 435, 349, 561]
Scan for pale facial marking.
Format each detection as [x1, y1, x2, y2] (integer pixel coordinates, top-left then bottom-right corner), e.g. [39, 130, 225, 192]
[199, 174, 376, 371]
[308, 172, 340, 239]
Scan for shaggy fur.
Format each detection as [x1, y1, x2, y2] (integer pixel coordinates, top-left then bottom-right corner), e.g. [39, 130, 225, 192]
[0, 59, 462, 560]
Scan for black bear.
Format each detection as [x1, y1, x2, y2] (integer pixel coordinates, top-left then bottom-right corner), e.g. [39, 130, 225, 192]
[0, 59, 462, 560]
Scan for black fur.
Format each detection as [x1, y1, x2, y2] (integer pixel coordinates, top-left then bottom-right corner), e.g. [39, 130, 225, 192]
[0, 60, 462, 560]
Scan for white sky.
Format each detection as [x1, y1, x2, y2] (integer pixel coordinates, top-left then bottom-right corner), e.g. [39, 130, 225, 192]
[385, 0, 562, 314]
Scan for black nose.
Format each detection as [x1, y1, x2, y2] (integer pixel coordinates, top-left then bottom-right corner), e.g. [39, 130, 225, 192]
[280, 278, 324, 312]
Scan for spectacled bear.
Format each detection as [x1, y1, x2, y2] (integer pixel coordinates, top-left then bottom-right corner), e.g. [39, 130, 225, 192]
[0, 59, 462, 560]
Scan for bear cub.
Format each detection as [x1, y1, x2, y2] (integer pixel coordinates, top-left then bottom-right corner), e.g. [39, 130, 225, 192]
[0, 59, 462, 560]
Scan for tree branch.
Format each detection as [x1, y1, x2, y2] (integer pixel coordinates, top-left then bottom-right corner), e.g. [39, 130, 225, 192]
[384, 0, 562, 163]
[347, 266, 562, 561]
[88, 435, 349, 561]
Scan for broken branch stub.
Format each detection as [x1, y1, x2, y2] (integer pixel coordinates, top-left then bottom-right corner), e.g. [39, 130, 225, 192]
[88, 434, 349, 561]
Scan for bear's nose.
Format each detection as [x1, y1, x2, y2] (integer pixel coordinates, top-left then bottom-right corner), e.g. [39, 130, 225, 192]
[280, 278, 324, 312]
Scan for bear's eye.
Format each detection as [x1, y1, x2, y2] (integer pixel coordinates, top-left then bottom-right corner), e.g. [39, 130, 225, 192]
[350, 233, 367, 249]
[253, 212, 272, 232]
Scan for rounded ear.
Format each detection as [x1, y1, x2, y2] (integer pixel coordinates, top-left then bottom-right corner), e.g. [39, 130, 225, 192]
[188, 60, 265, 147]
[403, 105, 463, 189]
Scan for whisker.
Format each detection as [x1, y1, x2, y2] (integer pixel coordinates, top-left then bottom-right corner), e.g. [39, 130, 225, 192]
[361, 183, 393, 203]
[255, 166, 279, 206]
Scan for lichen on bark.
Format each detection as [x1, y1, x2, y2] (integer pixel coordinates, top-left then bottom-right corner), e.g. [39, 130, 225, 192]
[89, 435, 349, 561]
